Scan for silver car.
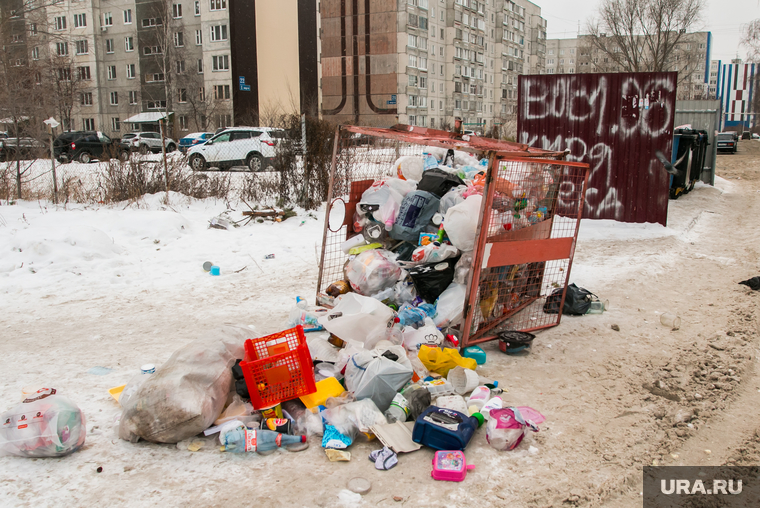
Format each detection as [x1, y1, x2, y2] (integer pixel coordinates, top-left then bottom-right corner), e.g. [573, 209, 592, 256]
[187, 127, 282, 171]
[123, 132, 177, 154]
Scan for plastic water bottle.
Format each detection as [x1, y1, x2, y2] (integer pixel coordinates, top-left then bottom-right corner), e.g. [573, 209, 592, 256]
[220, 425, 306, 453]
[384, 393, 410, 423]
[397, 303, 436, 327]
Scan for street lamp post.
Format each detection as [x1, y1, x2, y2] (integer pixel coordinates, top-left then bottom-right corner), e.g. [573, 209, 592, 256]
[43, 117, 60, 204]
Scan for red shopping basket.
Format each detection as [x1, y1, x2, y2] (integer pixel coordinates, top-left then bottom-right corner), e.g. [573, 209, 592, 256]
[240, 325, 317, 410]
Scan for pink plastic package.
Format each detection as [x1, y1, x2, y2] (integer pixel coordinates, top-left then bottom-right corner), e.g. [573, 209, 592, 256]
[486, 406, 545, 451]
[431, 450, 475, 482]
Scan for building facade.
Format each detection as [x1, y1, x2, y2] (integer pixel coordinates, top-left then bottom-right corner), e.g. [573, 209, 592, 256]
[0, 0, 319, 137]
[544, 32, 712, 100]
[714, 59, 757, 131]
[319, 0, 546, 136]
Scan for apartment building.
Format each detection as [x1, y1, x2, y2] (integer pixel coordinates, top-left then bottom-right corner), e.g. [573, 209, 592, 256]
[544, 32, 712, 100]
[319, 0, 546, 135]
[0, 0, 319, 137]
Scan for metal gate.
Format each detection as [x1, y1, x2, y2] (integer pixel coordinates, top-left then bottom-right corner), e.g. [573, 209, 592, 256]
[315, 125, 588, 347]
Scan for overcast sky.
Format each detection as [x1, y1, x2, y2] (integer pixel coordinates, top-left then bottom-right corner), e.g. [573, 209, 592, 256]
[540, 0, 759, 62]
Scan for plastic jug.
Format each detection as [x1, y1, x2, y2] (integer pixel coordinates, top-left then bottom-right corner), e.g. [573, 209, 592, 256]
[412, 406, 484, 451]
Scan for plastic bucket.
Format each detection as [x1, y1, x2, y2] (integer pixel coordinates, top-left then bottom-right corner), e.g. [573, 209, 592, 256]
[448, 366, 479, 395]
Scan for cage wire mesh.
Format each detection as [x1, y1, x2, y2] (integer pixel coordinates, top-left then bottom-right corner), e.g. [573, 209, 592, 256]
[316, 125, 587, 347]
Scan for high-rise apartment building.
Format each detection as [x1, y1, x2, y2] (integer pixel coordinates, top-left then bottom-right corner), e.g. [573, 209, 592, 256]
[714, 59, 757, 131]
[319, 0, 546, 136]
[544, 32, 712, 100]
[0, 0, 319, 136]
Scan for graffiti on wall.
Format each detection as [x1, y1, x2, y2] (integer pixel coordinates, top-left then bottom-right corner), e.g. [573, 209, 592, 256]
[518, 72, 677, 225]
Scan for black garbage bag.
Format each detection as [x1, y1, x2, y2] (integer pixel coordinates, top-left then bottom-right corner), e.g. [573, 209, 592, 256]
[543, 283, 595, 315]
[739, 276, 760, 291]
[408, 256, 460, 303]
[417, 168, 466, 198]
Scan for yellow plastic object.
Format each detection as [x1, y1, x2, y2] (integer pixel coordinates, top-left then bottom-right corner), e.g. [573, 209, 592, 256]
[417, 346, 477, 377]
[348, 243, 382, 255]
[299, 377, 345, 409]
[108, 384, 126, 402]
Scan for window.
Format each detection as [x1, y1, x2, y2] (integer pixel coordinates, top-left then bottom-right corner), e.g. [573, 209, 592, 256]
[440, 28, 444, 38]
[409, 55, 417, 68]
[129, 91, 138, 104]
[126, 63, 136, 79]
[75, 40, 88, 54]
[408, 95, 419, 107]
[179, 115, 188, 130]
[172, 3, 182, 18]
[195, 30, 203, 45]
[176, 60, 185, 74]
[419, 57, 427, 70]
[106, 39, 114, 53]
[29, 23, 37, 35]
[210, 25, 227, 41]
[74, 13, 86, 28]
[214, 84, 230, 99]
[103, 12, 112, 26]
[57, 68, 72, 81]
[419, 37, 427, 50]
[147, 73, 165, 82]
[210, 0, 226, 10]
[78, 66, 91, 80]
[124, 9, 132, 24]
[199, 87, 205, 101]
[147, 100, 166, 109]
[408, 13, 418, 27]
[408, 34, 417, 48]
[56, 42, 69, 56]
[419, 76, 427, 89]
[216, 114, 231, 128]
[455, 99, 461, 109]
[11, 34, 22, 43]
[419, 17, 428, 30]
[212, 55, 229, 71]
[125, 36, 134, 51]
[108, 65, 116, 79]
[81, 92, 93, 105]
[142, 18, 162, 27]
[143, 46, 162, 55]
[408, 115, 416, 126]
[31, 47, 39, 60]
[110, 91, 118, 105]
[409, 75, 418, 86]
[178, 88, 187, 102]
[83, 119, 95, 131]
[195, 1, 200, 15]
[174, 32, 184, 47]
[54, 16, 66, 30]
[112, 118, 120, 131]
[197, 58, 204, 73]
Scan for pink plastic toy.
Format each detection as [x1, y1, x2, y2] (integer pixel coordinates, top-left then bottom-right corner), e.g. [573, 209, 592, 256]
[431, 450, 475, 482]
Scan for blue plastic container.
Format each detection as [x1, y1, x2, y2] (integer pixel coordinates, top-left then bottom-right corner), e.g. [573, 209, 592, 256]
[462, 346, 486, 365]
[412, 406, 482, 451]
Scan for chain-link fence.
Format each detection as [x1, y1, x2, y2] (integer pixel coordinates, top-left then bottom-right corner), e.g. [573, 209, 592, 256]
[0, 119, 335, 208]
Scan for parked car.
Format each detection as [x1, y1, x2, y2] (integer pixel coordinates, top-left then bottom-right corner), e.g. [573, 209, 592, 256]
[0, 136, 47, 161]
[121, 132, 177, 154]
[187, 127, 283, 171]
[741, 131, 752, 140]
[753, 133, 760, 140]
[716, 132, 738, 154]
[178, 132, 214, 153]
[53, 131, 127, 163]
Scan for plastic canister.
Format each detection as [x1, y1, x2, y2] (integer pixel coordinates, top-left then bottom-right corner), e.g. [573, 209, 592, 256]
[412, 406, 483, 451]
[466, 386, 491, 412]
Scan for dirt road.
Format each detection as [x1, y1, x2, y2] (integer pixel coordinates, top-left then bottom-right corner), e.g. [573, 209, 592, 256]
[0, 141, 758, 508]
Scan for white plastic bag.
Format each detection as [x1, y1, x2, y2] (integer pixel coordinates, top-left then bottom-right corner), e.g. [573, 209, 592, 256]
[317, 293, 395, 349]
[439, 185, 468, 214]
[119, 325, 247, 443]
[345, 249, 402, 296]
[344, 353, 413, 412]
[392, 156, 424, 181]
[433, 283, 467, 327]
[453, 252, 474, 285]
[0, 388, 86, 457]
[444, 195, 482, 252]
[402, 317, 445, 351]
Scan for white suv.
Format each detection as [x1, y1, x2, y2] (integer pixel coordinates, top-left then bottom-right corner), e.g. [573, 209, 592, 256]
[123, 132, 177, 154]
[186, 127, 282, 171]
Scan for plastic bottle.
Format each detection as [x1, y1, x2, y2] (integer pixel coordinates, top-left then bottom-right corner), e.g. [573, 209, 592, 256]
[384, 393, 410, 423]
[424, 153, 439, 170]
[480, 397, 503, 420]
[467, 386, 491, 412]
[397, 303, 436, 327]
[288, 297, 327, 332]
[219, 424, 306, 453]
[586, 299, 609, 314]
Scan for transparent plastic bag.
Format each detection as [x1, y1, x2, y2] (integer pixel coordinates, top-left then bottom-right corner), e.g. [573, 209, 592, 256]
[119, 325, 247, 443]
[0, 388, 86, 457]
[321, 398, 388, 436]
[453, 252, 474, 285]
[433, 282, 467, 327]
[345, 249, 402, 296]
[318, 293, 395, 349]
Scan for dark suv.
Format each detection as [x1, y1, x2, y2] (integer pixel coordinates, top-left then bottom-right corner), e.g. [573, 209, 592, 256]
[54, 131, 127, 163]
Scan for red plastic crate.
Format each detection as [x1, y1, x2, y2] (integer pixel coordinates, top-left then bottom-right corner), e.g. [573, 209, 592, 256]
[240, 325, 317, 410]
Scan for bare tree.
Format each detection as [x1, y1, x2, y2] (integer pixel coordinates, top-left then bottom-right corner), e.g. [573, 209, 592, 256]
[584, 0, 706, 85]
[741, 19, 760, 62]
